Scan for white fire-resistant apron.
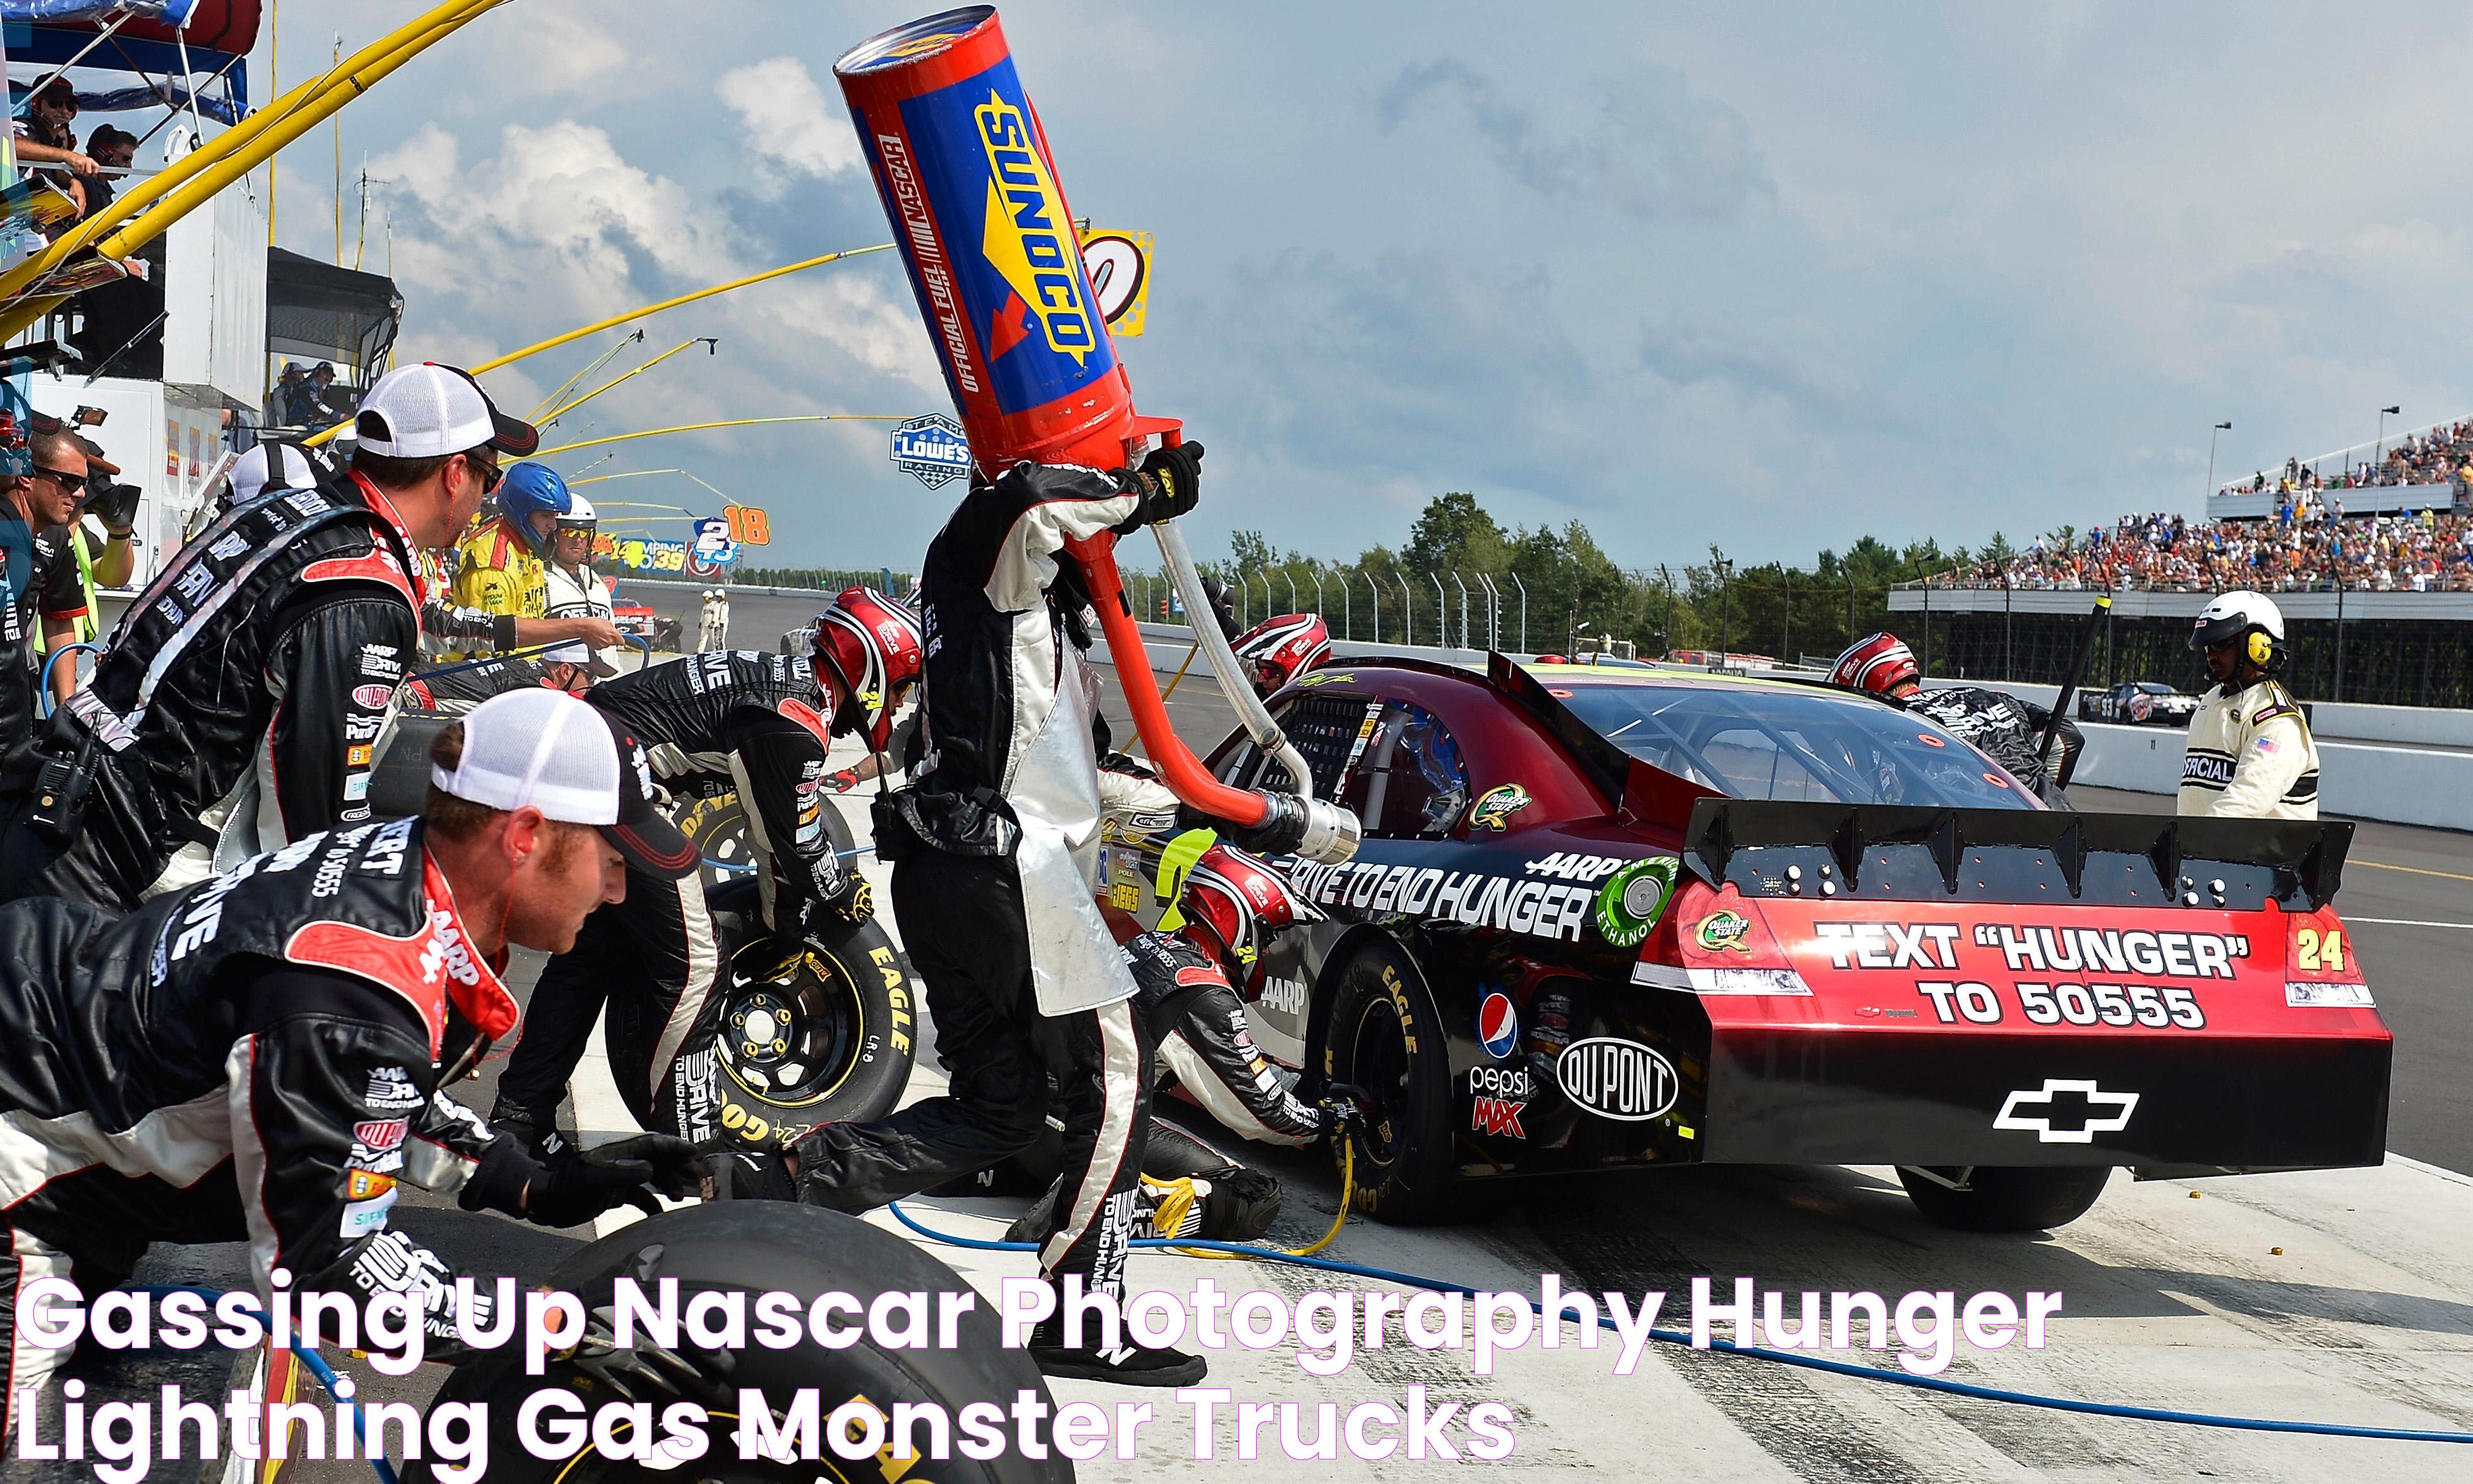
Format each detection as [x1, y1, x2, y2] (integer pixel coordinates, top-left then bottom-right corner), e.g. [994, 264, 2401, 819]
[1007, 637, 1137, 1016]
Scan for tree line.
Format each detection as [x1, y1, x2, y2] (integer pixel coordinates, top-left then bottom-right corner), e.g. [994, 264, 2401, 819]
[1152, 490, 2005, 663]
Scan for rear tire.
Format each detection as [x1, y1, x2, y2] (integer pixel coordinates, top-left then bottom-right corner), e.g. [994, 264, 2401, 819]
[1321, 938, 1456, 1225]
[406, 1203, 1069, 1484]
[1899, 1165, 2112, 1232]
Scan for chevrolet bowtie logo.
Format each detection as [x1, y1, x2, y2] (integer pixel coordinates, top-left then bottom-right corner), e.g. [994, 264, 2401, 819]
[1993, 1079, 2139, 1144]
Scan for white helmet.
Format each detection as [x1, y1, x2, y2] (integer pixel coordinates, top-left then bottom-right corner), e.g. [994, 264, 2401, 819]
[2191, 589, 2285, 668]
[555, 492, 596, 528]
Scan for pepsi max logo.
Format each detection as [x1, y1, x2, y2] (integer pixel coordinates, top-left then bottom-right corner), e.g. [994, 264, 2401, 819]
[1478, 992, 1519, 1060]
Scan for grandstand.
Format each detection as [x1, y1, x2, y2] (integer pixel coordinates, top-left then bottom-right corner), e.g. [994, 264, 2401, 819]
[2207, 415, 2473, 521]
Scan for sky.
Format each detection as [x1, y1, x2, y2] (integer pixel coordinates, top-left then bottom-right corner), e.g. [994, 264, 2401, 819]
[194, 1, 2473, 570]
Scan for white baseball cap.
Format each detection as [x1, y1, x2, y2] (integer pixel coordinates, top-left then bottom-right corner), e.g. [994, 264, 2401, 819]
[355, 362, 540, 460]
[431, 688, 694, 877]
[227, 442, 324, 506]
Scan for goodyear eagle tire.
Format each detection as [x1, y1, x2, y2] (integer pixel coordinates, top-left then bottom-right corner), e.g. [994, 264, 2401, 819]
[404, 1202, 1070, 1484]
[1321, 937, 1456, 1225]
[607, 917, 918, 1153]
[675, 790, 857, 898]
[1899, 1165, 2113, 1232]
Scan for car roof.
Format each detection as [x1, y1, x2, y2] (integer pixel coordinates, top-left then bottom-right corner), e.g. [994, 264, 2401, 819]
[1520, 660, 1856, 700]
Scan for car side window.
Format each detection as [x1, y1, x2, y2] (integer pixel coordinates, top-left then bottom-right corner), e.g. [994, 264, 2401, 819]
[1340, 701, 1469, 838]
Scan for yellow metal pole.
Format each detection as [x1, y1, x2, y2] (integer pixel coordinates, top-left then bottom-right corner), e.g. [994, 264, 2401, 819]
[330, 34, 342, 267]
[0, 0, 499, 308]
[471, 245, 895, 376]
[527, 328, 643, 420]
[543, 337, 716, 423]
[266, 0, 277, 244]
[532, 415, 903, 460]
[568, 470, 685, 487]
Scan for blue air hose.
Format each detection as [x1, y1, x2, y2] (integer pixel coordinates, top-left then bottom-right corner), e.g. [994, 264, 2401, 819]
[36, 641, 100, 717]
[883, 1203, 2473, 1446]
[131, 1285, 398, 1484]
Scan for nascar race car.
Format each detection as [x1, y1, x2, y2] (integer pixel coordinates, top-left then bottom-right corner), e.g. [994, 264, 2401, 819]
[2080, 679, 2201, 726]
[1171, 656, 2385, 1232]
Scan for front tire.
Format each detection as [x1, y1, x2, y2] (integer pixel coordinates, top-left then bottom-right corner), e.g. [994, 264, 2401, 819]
[1899, 1165, 2112, 1232]
[1321, 938, 1456, 1224]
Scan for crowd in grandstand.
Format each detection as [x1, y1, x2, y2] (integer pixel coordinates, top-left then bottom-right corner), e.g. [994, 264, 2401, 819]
[1937, 505, 2473, 593]
[2221, 417, 2473, 496]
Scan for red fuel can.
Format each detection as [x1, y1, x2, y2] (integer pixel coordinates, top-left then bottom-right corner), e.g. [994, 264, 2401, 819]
[835, 7, 1168, 478]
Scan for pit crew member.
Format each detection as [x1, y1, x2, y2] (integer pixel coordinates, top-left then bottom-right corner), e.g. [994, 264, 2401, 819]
[489, 594, 920, 1159]
[792, 441, 1329, 1386]
[0, 363, 538, 908]
[1230, 612, 1333, 699]
[0, 419, 92, 765]
[0, 690, 704, 1437]
[2181, 589, 2320, 819]
[1830, 632, 2083, 803]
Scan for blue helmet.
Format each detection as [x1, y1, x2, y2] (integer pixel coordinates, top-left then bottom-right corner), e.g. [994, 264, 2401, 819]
[496, 461, 570, 555]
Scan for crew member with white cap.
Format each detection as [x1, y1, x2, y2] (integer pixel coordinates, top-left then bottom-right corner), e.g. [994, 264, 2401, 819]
[0, 362, 538, 908]
[0, 688, 707, 1439]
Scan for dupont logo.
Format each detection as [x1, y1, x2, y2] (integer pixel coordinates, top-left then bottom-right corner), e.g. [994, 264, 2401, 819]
[1556, 1038, 1679, 1122]
[351, 683, 393, 709]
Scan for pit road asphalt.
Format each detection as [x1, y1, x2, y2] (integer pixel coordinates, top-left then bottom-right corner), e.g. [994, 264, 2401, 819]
[25, 620, 2473, 1483]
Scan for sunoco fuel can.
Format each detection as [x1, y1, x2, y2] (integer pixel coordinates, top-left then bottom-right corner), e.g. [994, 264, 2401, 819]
[835, 7, 1140, 478]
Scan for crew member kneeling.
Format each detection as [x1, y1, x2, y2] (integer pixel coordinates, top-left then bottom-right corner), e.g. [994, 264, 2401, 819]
[0, 688, 705, 1439]
[2180, 589, 2319, 820]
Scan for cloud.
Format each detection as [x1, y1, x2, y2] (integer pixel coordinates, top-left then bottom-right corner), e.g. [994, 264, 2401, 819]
[717, 56, 864, 198]
[1375, 59, 1772, 223]
[503, 8, 630, 92]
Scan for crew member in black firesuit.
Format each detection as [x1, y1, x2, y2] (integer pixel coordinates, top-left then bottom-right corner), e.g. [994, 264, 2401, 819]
[484, 593, 922, 1161]
[0, 688, 707, 1437]
[0, 363, 542, 908]
[992, 819, 1365, 1248]
[792, 442, 1329, 1386]
[1830, 632, 2084, 804]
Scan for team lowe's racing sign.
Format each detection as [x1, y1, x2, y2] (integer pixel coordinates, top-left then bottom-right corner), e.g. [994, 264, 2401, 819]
[1655, 882, 2391, 1169]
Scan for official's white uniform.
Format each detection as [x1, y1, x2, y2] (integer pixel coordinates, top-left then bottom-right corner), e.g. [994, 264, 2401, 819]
[543, 558, 612, 625]
[2177, 676, 2320, 819]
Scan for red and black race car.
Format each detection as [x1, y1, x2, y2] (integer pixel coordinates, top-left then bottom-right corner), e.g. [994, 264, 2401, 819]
[1194, 656, 2387, 1231]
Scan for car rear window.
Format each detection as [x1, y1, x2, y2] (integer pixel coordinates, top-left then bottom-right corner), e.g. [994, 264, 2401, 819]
[1561, 683, 2038, 808]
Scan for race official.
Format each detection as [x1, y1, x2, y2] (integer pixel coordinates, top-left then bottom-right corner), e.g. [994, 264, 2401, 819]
[0, 690, 705, 1438]
[0, 363, 535, 908]
[545, 492, 617, 629]
[2180, 590, 2320, 819]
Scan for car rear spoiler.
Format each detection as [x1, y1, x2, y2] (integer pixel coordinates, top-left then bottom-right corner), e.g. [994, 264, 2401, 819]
[1682, 799, 2352, 911]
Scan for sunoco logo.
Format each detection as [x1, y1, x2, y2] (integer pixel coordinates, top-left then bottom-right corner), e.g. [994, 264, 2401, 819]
[1556, 1038, 1678, 1122]
[973, 91, 1098, 364]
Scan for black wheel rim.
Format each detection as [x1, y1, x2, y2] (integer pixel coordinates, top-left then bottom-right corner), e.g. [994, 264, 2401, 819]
[715, 951, 866, 1106]
[1345, 990, 1413, 1178]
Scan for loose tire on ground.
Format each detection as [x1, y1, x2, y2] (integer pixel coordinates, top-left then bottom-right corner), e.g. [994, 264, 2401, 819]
[405, 1203, 1070, 1484]
[1898, 1165, 2112, 1232]
[1320, 937, 1456, 1225]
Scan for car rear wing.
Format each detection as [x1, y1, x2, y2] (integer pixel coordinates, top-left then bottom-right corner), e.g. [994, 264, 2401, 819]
[1682, 799, 2352, 911]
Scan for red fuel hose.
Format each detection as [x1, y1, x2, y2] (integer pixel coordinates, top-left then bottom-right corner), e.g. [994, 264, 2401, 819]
[1067, 530, 1271, 827]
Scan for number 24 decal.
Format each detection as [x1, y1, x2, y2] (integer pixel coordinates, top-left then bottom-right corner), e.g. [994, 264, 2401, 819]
[2295, 926, 2347, 973]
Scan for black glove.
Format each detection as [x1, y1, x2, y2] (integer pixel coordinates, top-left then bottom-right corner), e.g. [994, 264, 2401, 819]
[83, 477, 141, 533]
[1112, 441, 1204, 534]
[1183, 791, 1310, 857]
[524, 1135, 702, 1227]
[1200, 576, 1240, 641]
[821, 872, 874, 925]
[1319, 1082, 1374, 1139]
[559, 1304, 734, 1404]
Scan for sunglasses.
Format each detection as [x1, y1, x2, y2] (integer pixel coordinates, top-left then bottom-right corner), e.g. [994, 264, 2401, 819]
[460, 451, 503, 495]
[25, 464, 84, 490]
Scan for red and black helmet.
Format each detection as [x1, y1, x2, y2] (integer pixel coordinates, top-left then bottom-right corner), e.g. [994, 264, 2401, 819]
[811, 587, 924, 751]
[1829, 632, 1920, 698]
[1230, 613, 1332, 700]
[1174, 842, 1323, 993]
